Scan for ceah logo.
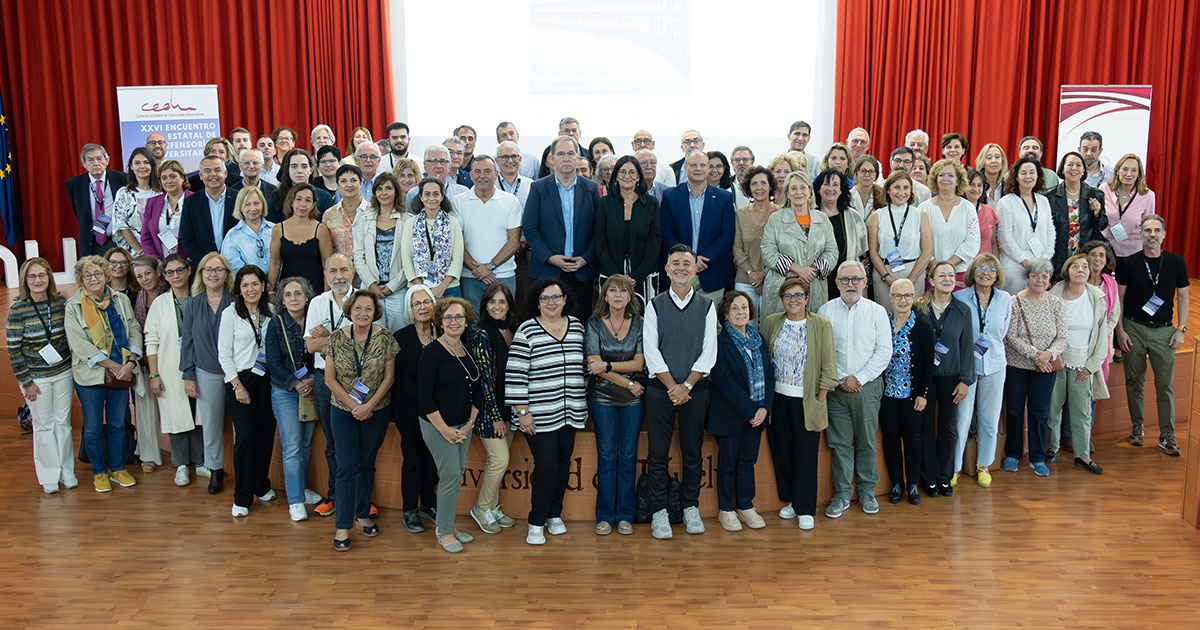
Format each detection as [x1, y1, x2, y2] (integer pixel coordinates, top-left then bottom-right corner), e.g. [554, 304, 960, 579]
[139, 98, 198, 113]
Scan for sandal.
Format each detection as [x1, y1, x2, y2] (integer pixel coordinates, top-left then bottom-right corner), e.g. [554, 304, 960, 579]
[361, 523, 379, 538]
[595, 521, 613, 535]
[617, 521, 633, 535]
[333, 537, 351, 552]
[141, 463, 155, 473]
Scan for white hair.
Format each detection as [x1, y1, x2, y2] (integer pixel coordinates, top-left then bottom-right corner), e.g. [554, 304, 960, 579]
[442, 137, 464, 151]
[355, 141, 381, 155]
[237, 149, 264, 164]
[836, 260, 866, 276]
[424, 144, 449, 160]
[846, 127, 870, 142]
[496, 140, 520, 153]
[310, 124, 335, 143]
[905, 129, 929, 143]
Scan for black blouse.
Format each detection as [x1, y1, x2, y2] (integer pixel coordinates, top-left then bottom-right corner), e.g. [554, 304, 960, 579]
[417, 340, 484, 427]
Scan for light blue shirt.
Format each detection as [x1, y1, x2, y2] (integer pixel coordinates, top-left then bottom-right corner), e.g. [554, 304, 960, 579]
[207, 188, 227, 250]
[361, 173, 377, 201]
[556, 176, 577, 257]
[220, 219, 275, 274]
[954, 286, 1012, 377]
[687, 185, 706, 250]
[1084, 163, 1112, 189]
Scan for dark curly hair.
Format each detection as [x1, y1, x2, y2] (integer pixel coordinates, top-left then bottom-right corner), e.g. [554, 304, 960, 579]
[813, 168, 851, 212]
[739, 165, 774, 201]
[523, 277, 576, 321]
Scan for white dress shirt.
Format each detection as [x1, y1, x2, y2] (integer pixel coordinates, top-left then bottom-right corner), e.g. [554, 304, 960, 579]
[920, 196, 981, 272]
[216, 304, 270, 382]
[817, 296, 892, 385]
[642, 287, 719, 378]
[304, 290, 351, 370]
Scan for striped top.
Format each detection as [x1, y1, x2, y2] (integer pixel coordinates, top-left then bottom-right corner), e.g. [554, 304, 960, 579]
[6, 297, 72, 386]
[505, 317, 588, 432]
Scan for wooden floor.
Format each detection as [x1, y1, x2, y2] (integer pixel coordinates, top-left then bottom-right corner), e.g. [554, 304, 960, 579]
[2, 426, 1199, 629]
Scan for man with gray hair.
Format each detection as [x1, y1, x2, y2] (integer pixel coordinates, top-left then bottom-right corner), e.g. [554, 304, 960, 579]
[558, 116, 587, 158]
[633, 129, 676, 186]
[730, 145, 756, 207]
[1078, 131, 1111, 188]
[66, 143, 127, 255]
[354, 141, 382, 200]
[230, 149, 277, 196]
[442, 136, 472, 188]
[905, 129, 929, 157]
[846, 127, 871, 160]
[635, 149, 672, 203]
[496, 121, 541, 178]
[817, 260, 892, 519]
[669, 129, 705, 183]
[1115, 214, 1189, 456]
[495, 140, 533, 206]
[310, 124, 336, 150]
[404, 144, 468, 209]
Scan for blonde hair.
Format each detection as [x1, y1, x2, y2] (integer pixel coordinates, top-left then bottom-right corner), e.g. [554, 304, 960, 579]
[781, 171, 816, 210]
[963, 252, 1005, 289]
[18, 257, 58, 302]
[822, 143, 854, 177]
[915, 260, 957, 314]
[1106, 153, 1151, 194]
[973, 143, 1008, 182]
[73, 255, 108, 285]
[233, 186, 269, 221]
[928, 159, 969, 197]
[190, 252, 234, 296]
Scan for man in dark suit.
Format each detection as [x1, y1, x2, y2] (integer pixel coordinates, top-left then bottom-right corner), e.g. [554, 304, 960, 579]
[229, 148, 278, 198]
[660, 149, 736, 302]
[523, 135, 601, 319]
[65, 143, 127, 256]
[180, 156, 237, 258]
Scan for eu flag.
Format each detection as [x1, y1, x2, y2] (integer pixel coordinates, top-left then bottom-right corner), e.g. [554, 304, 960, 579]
[0, 88, 20, 248]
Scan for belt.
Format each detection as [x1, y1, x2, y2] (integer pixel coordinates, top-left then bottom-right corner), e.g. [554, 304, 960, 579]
[1128, 318, 1173, 329]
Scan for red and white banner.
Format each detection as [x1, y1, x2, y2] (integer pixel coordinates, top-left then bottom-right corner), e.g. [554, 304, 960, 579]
[1056, 85, 1152, 172]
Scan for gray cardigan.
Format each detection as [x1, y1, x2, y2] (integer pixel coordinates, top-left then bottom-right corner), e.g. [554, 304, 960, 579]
[180, 292, 232, 379]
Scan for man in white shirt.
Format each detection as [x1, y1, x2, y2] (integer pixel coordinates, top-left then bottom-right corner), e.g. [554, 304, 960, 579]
[256, 135, 280, 186]
[816, 260, 893, 519]
[354, 141, 382, 200]
[1078, 131, 1112, 189]
[889, 147, 932, 204]
[642, 245, 719, 540]
[454, 155, 523, 309]
[635, 149, 671, 203]
[847, 127, 872, 161]
[405, 145, 468, 209]
[303, 253, 356, 517]
[633, 130, 675, 186]
[495, 121, 541, 179]
[378, 122, 410, 173]
[495, 141, 531, 206]
[787, 121, 821, 182]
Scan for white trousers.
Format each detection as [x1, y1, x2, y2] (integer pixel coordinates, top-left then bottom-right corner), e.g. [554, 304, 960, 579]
[26, 370, 76, 486]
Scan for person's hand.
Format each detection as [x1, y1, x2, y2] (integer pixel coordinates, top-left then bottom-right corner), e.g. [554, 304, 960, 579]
[839, 376, 862, 393]
[1034, 350, 1053, 365]
[432, 284, 447, 300]
[493, 421, 507, 439]
[629, 381, 645, 397]
[816, 390, 828, 403]
[296, 377, 314, 397]
[184, 379, 199, 398]
[234, 386, 251, 405]
[1116, 329, 1132, 353]
[1169, 329, 1185, 350]
[519, 413, 536, 435]
[1076, 368, 1092, 383]
[22, 382, 40, 402]
[749, 408, 768, 427]
[380, 284, 393, 298]
[749, 270, 765, 290]
[884, 274, 896, 286]
[1089, 198, 1102, 215]
[667, 384, 691, 406]
[439, 424, 463, 443]
[952, 382, 969, 404]
[150, 376, 165, 397]
[913, 396, 927, 412]
[367, 284, 385, 298]
[1020, 259, 1030, 269]
[696, 255, 710, 272]
[115, 362, 136, 382]
[549, 255, 571, 271]
[791, 264, 816, 282]
[351, 403, 372, 421]
[587, 357, 607, 375]
[309, 325, 330, 339]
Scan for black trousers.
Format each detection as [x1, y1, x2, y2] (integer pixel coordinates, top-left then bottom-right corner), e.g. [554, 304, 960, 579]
[879, 395, 923, 488]
[394, 410, 437, 512]
[921, 375, 960, 488]
[226, 370, 277, 508]
[768, 394, 821, 517]
[645, 385, 709, 511]
[313, 371, 336, 500]
[524, 426, 577, 526]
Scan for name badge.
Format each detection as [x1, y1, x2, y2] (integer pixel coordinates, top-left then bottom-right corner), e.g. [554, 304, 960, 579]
[973, 336, 992, 360]
[293, 366, 310, 380]
[1142, 295, 1165, 317]
[1027, 236, 1044, 257]
[933, 342, 950, 367]
[251, 352, 268, 376]
[1110, 223, 1129, 242]
[38, 344, 64, 365]
[160, 230, 179, 253]
[885, 250, 906, 274]
[93, 223, 108, 235]
[350, 379, 371, 404]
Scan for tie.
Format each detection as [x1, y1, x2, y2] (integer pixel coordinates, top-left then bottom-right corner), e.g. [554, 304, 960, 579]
[93, 180, 108, 245]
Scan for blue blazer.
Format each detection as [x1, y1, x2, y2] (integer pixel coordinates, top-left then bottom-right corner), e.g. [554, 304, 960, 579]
[707, 328, 775, 436]
[523, 174, 601, 281]
[660, 183, 736, 292]
[179, 188, 238, 258]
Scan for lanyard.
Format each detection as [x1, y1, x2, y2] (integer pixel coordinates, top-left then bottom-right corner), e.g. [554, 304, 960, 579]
[328, 299, 344, 331]
[352, 325, 373, 376]
[1118, 192, 1137, 219]
[502, 176, 521, 195]
[1143, 256, 1162, 290]
[1021, 196, 1038, 231]
[887, 204, 911, 249]
[421, 213, 437, 253]
[973, 290, 991, 331]
[245, 312, 263, 349]
[32, 300, 53, 339]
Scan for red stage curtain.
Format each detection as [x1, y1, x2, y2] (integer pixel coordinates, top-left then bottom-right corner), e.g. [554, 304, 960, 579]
[835, 0, 1200, 267]
[0, 0, 394, 267]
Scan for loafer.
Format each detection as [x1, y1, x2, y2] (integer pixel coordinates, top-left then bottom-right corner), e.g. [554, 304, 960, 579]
[889, 484, 903, 504]
[1045, 449, 1060, 464]
[778, 503, 796, 519]
[438, 537, 464, 553]
[797, 515, 815, 530]
[333, 537, 351, 552]
[924, 484, 939, 498]
[718, 510, 743, 532]
[1030, 462, 1051, 477]
[526, 525, 546, 545]
[403, 510, 425, 533]
[546, 517, 567, 536]
[939, 484, 953, 497]
[906, 484, 920, 505]
[736, 507, 766, 529]
[207, 469, 225, 494]
[1074, 457, 1104, 475]
[454, 530, 474, 544]
[1002, 458, 1019, 472]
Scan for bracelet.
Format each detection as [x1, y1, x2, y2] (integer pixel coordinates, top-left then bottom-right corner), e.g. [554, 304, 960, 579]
[149, 372, 160, 379]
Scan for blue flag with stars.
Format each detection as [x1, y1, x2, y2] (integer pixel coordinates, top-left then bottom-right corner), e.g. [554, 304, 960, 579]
[0, 88, 20, 248]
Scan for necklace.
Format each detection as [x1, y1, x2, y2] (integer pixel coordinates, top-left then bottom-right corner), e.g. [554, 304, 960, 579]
[931, 297, 950, 317]
[441, 335, 480, 381]
[605, 315, 628, 338]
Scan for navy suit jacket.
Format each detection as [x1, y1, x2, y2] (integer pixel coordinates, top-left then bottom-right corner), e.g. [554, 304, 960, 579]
[523, 174, 601, 281]
[179, 188, 238, 258]
[707, 328, 775, 436]
[65, 170, 127, 256]
[660, 182, 736, 292]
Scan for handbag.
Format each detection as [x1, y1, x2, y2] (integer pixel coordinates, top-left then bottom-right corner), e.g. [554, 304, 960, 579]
[279, 315, 318, 422]
[1016, 296, 1064, 372]
[103, 364, 137, 389]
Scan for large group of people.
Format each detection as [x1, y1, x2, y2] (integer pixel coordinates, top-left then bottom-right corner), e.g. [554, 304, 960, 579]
[11, 119, 1187, 551]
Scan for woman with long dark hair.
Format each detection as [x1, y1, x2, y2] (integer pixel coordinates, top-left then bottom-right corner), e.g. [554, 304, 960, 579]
[813, 168, 868, 301]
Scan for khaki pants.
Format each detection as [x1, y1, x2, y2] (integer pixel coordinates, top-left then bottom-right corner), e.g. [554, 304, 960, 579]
[1048, 366, 1093, 459]
[476, 433, 513, 511]
[1122, 318, 1177, 436]
[826, 377, 883, 500]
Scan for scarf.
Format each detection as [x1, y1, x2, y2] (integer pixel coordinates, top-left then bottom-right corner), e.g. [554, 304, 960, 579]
[81, 288, 130, 363]
[466, 326, 503, 435]
[410, 211, 453, 284]
[728, 324, 766, 406]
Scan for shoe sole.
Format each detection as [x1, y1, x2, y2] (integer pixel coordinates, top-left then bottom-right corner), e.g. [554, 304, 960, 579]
[1158, 444, 1181, 456]
[109, 477, 136, 488]
[95, 486, 111, 493]
[471, 509, 502, 534]
[825, 509, 845, 519]
[862, 505, 879, 514]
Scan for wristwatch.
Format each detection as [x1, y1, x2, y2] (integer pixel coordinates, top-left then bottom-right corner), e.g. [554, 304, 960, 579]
[682, 381, 693, 391]
[486, 261, 497, 271]
[1179, 326, 1188, 333]
[626, 380, 636, 391]
[516, 407, 529, 417]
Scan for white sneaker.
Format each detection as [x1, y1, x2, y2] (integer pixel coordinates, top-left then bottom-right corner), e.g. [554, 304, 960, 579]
[546, 517, 567, 535]
[526, 524, 546, 545]
[798, 515, 815, 530]
[232, 505, 249, 517]
[194, 465, 212, 479]
[304, 489, 322, 505]
[651, 509, 673, 539]
[174, 465, 190, 487]
[779, 503, 796, 519]
[256, 489, 276, 502]
[288, 503, 309, 522]
[62, 477, 79, 489]
[683, 506, 705, 534]
[42, 484, 59, 494]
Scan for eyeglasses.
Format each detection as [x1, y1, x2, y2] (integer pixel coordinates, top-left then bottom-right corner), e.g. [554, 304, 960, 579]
[891, 293, 915, 300]
[497, 155, 521, 161]
[975, 266, 997, 273]
[26, 272, 49, 280]
[632, 138, 653, 146]
[356, 154, 380, 161]
[163, 267, 188, 277]
[202, 267, 227, 275]
[255, 238, 265, 257]
[411, 299, 434, 308]
[639, 159, 658, 167]
[146, 140, 167, 146]
[107, 260, 129, 267]
[442, 314, 466, 323]
[682, 138, 703, 146]
[858, 168, 878, 176]
[781, 292, 808, 301]
[82, 271, 105, 281]
[538, 294, 565, 303]
[1028, 272, 1052, 280]
[731, 157, 753, 164]
[426, 159, 450, 165]
[837, 276, 867, 285]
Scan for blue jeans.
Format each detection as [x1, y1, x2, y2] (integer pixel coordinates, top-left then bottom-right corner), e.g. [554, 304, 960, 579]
[75, 384, 129, 475]
[1003, 367, 1057, 464]
[460, 275, 516, 313]
[590, 402, 643, 524]
[330, 405, 390, 530]
[716, 422, 764, 511]
[272, 387, 317, 505]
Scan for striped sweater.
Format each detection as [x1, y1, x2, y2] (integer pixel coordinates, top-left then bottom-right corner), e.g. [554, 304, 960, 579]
[6, 297, 72, 386]
[505, 317, 588, 432]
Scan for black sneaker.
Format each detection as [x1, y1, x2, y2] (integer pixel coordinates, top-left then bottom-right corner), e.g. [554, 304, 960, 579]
[418, 506, 437, 522]
[403, 510, 424, 533]
[1129, 424, 1144, 446]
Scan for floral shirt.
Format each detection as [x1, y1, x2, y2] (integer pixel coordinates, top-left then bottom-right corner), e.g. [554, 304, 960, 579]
[884, 311, 915, 398]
